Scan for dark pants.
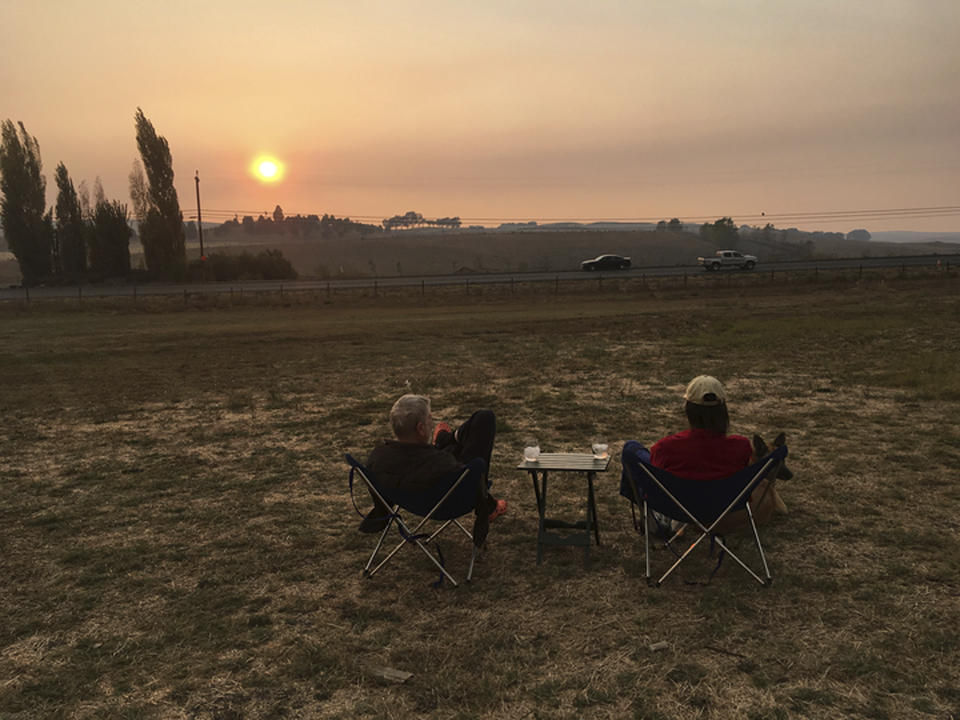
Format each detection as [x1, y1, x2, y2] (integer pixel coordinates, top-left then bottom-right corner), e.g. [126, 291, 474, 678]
[438, 409, 498, 516]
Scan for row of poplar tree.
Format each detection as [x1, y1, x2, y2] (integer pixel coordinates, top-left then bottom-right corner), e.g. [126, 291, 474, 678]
[0, 109, 186, 286]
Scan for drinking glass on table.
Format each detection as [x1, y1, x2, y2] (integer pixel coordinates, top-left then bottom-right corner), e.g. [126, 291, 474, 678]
[591, 441, 609, 460]
[523, 439, 541, 462]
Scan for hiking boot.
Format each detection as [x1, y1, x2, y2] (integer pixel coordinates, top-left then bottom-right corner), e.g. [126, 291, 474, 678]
[488, 499, 508, 522]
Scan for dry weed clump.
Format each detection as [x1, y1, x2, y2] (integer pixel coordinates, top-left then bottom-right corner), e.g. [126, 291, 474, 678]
[1, 279, 958, 719]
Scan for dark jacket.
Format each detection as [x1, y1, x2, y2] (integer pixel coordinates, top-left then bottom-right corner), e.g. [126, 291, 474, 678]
[366, 440, 462, 493]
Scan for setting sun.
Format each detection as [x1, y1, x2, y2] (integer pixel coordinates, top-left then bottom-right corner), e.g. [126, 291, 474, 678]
[250, 155, 284, 183]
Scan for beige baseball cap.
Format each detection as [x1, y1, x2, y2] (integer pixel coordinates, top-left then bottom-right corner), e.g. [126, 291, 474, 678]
[683, 375, 727, 406]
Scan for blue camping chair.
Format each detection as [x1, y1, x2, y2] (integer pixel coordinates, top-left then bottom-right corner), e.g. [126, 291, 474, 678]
[346, 454, 486, 587]
[620, 441, 788, 586]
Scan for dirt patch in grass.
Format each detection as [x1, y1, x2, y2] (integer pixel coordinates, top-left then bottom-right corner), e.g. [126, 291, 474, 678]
[2, 278, 959, 718]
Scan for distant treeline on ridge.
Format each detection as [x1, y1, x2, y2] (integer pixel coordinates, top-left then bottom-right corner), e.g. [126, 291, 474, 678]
[208, 208, 461, 238]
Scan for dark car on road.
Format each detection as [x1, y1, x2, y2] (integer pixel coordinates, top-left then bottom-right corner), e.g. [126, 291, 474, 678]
[580, 254, 631, 271]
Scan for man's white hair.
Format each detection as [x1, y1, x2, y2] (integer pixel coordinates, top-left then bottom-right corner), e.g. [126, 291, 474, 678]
[390, 394, 430, 438]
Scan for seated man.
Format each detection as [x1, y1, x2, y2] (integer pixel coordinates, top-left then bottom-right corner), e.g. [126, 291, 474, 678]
[640, 375, 784, 532]
[360, 394, 507, 542]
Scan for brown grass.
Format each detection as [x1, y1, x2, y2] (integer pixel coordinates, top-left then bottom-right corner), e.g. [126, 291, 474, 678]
[1, 275, 958, 719]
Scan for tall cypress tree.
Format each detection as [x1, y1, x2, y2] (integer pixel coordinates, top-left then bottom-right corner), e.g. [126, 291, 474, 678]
[91, 201, 131, 278]
[88, 179, 131, 278]
[0, 120, 53, 285]
[54, 162, 87, 276]
[132, 108, 185, 280]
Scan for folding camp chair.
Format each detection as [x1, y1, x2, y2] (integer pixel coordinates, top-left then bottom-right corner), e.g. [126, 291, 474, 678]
[620, 441, 789, 587]
[346, 454, 486, 587]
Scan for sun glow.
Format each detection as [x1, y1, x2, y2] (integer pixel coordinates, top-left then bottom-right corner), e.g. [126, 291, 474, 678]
[250, 155, 285, 183]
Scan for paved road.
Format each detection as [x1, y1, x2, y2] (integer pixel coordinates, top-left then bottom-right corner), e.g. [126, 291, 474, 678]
[3, 253, 957, 301]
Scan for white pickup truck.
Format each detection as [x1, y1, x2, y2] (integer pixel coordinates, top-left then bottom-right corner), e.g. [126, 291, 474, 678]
[698, 250, 757, 271]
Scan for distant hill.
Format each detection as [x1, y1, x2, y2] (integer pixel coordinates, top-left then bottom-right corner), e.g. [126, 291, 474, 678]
[870, 231, 960, 244]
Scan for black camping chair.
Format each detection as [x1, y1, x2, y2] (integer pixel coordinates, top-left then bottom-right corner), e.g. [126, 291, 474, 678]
[346, 454, 486, 587]
[620, 441, 788, 586]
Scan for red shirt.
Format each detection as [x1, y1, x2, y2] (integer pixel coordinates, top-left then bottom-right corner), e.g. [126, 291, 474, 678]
[650, 429, 752, 480]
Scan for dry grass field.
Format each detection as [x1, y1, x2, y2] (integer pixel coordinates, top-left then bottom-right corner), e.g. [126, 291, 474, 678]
[1, 271, 958, 719]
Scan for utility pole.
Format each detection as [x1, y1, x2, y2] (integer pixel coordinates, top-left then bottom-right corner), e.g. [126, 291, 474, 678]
[194, 171, 205, 260]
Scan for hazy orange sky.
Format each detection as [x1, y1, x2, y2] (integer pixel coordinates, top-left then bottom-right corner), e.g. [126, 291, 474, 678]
[2, 0, 958, 232]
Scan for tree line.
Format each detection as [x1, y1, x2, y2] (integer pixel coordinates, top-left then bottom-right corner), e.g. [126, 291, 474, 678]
[693, 217, 876, 261]
[0, 109, 185, 285]
[210, 208, 462, 237]
[656, 218, 685, 232]
[382, 211, 461, 231]
[213, 207, 380, 239]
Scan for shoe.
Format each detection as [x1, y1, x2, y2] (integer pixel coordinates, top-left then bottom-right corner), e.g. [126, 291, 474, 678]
[432, 422, 453, 444]
[649, 511, 683, 540]
[358, 508, 390, 534]
[488, 499, 508, 522]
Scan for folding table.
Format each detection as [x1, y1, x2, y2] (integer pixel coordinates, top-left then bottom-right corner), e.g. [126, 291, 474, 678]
[517, 452, 610, 566]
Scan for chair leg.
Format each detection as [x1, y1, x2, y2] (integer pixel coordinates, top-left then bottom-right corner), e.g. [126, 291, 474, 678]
[467, 543, 478, 582]
[425, 519, 454, 543]
[363, 506, 399, 575]
[711, 535, 769, 586]
[643, 500, 652, 585]
[705, 503, 772, 586]
[657, 531, 712, 586]
[368, 526, 462, 586]
[746, 502, 772, 584]
[366, 515, 423, 578]
[452, 518, 473, 541]
[410, 536, 460, 587]
[364, 511, 480, 587]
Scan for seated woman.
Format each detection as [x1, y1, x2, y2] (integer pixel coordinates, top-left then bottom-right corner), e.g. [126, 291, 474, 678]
[644, 375, 783, 533]
[650, 374, 751, 480]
